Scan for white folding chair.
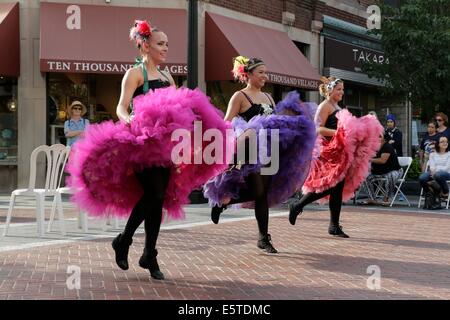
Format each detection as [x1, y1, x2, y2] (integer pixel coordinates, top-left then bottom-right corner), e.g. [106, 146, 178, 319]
[353, 179, 370, 203]
[2, 144, 70, 237]
[47, 155, 118, 234]
[446, 183, 450, 209]
[47, 146, 119, 233]
[47, 186, 90, 234]
[389, 156, 413, 207]
[417, 161, 450, 209]
[353, 183, 363, 203]
[373, 176, 390, 199]
[102, 213, 120, 231]
[418, 183, 450, 209]
[418, 161, 429, 208]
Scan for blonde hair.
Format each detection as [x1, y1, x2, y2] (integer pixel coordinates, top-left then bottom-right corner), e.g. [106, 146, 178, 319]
[319, 76, 343, 97]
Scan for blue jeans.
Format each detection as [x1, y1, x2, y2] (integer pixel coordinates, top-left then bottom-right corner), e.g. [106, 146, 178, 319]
[419, 170, 450, 194]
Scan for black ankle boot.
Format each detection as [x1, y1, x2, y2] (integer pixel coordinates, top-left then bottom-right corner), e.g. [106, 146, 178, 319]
[211, 204, 227, 224]
[111, 233, 132, 270]
[328, 225, 350, 238]
[257, 234, 278, 253]
[139, 248, 165, 280]
[288, 201, 302, 225]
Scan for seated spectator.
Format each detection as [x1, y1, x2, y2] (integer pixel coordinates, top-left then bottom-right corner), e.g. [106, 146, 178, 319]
[419, 135, 450, 198]
[434, 112, 450, 141]
[365, 133, 403, 206]
[419, 121, 439, 172]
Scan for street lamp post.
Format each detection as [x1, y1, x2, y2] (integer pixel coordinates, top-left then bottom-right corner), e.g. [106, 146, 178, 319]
[187, 0, 198, 89]
[187, 0, 206, 203]
[407, 94, 412, 157]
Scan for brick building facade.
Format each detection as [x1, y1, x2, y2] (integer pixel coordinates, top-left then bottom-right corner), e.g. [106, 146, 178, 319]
[0, 0, 409, 193]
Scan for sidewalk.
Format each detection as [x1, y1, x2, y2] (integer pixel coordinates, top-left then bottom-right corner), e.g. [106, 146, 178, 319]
[1, 196, 450, 300]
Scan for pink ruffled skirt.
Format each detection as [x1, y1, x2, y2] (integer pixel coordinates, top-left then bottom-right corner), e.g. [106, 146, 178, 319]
[66, 87, 232, 221]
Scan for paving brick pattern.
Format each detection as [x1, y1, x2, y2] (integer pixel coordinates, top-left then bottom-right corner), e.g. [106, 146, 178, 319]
[1, 207, 450, 300]
[0, 208, 79, 224]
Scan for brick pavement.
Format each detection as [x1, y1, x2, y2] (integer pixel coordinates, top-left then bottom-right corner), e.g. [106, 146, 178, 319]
[1, 206, 450, 300]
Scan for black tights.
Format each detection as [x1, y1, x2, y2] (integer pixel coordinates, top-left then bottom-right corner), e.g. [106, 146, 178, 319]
[296, 179, 345, 227]
[227, 172, 270, 235]
[122, 167, 171, 251]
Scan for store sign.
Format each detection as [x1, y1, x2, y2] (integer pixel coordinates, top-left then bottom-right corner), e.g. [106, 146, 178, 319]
[267, 72, 319, 90]
[40, 3, 187, 75]
[41, 60, 188, 75]
[43, 60, 133, 73]
[324, 38, 388, 73]
[353, 48, 388, 65]
[162, 65, 188, 75]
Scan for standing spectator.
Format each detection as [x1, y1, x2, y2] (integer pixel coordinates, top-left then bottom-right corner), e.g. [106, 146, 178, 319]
[419, 121, 439, 172]
[64, 101, 89, 147]
[386, 114, 403, 156]
[434, 112, 450, 141]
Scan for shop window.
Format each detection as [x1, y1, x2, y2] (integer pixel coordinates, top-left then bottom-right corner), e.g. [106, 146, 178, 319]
[293, 41, 308, 57]
[343, 86, 359, 108]
[347, 107, 363, 117]
[0, 76, 18, 164]
[47, 73, 121, 128]
[206, 81, 243, 113]
[47, 72, 183, 145]
[360, 91, 369, 109]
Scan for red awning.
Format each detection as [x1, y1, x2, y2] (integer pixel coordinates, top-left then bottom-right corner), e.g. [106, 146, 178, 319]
[40, 3, 187, 75]
[205, 12, 320, 90]
[0, 2, 20, 77]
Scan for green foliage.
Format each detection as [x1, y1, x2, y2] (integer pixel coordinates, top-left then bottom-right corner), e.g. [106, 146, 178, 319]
[362, 0, 450, 120]
[207, 82, 228, 112]
[406, 156, 422, 180]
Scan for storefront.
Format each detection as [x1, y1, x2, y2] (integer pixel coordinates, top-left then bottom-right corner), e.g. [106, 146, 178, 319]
[321, 15, 408, 155]
[204, 12, 320, 111]
[39, 2, 187, 145]
[322, 16, 388, 115]
[0, 2, 20, 192]
[12, 1, 321, 192]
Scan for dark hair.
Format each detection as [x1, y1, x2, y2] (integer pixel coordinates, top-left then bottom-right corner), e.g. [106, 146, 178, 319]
[244, 58, 265, 73]
[436, 135, 449, 152]
[232, 56, 265, 83]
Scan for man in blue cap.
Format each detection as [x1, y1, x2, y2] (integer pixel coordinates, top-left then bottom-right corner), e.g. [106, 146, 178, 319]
[386, 114, 403, 156]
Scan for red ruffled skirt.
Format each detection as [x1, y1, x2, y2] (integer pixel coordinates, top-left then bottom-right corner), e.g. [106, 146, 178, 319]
[302, 109, 384, 202]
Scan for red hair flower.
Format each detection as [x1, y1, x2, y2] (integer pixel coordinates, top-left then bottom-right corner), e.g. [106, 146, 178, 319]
[135, 20, 151, 37]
